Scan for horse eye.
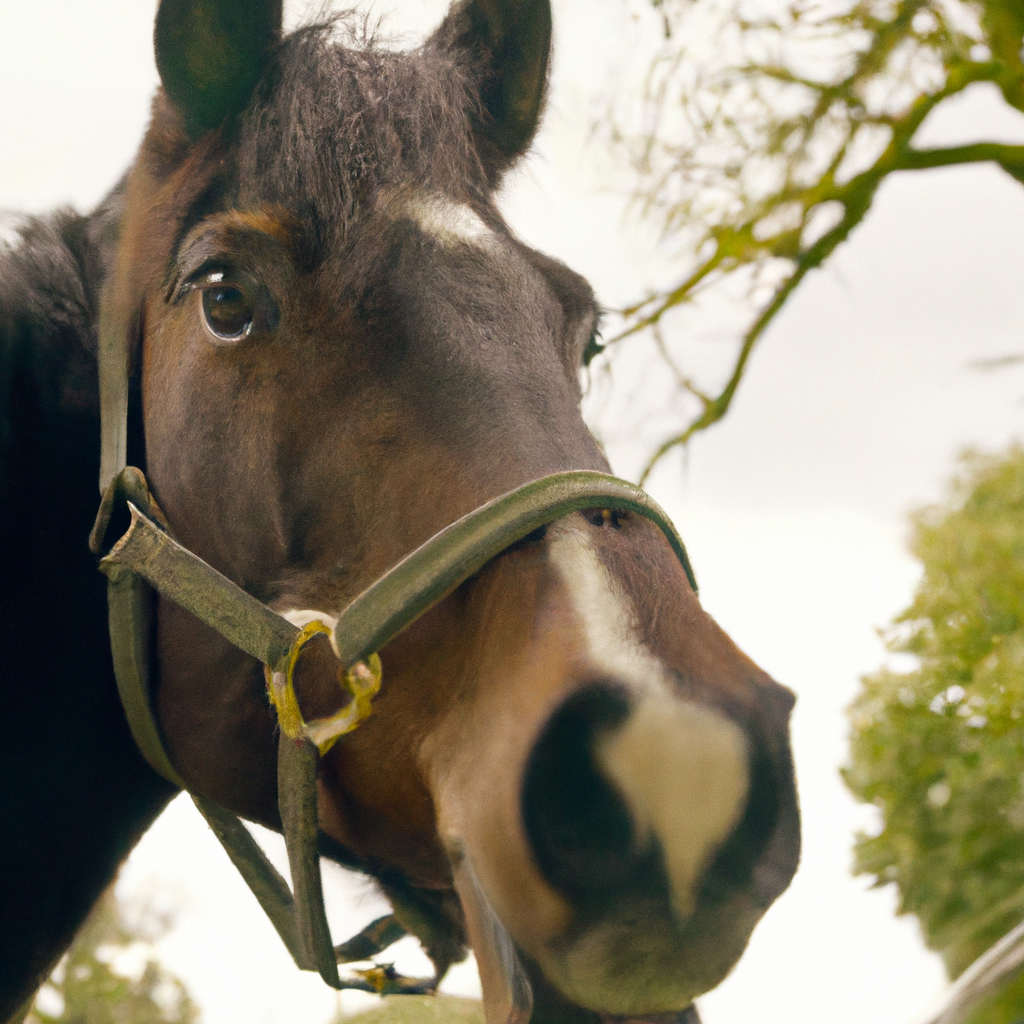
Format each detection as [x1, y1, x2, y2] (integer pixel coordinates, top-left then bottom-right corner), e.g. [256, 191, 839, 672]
[582, 323, 604, 366]
[201, 284, 253, 341]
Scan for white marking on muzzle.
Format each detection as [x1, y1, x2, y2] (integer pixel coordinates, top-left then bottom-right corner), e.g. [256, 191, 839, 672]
[547, 529, 665, 688]
[548, 528, 750, 920]
[596, 698, 749, 920]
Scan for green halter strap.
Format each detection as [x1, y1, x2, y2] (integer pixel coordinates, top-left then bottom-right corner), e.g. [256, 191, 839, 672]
[92, 297, 698, 995]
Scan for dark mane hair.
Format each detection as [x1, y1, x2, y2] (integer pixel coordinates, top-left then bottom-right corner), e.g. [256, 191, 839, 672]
[0, 189, 123, 420]
[236, 21, 489, 244]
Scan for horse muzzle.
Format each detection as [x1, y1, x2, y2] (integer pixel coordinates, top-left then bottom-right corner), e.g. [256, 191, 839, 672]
[527, 687, 795, 1014]
[426, 517, 800, 1020]
[440, 676, 797, 1018]
[95, 466, 797, 1017]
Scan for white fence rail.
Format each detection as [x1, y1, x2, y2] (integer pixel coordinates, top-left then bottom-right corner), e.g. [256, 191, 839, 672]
[917, 918, 1024, 1024]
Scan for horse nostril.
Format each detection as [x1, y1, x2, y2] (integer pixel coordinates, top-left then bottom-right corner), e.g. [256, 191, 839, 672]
[522, 682, 645, 898]
[703, 726, 788, 905]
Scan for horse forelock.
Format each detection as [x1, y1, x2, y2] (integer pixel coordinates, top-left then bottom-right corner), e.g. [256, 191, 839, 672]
[244, 21, 487, 244]
[136, 17, 496, 288]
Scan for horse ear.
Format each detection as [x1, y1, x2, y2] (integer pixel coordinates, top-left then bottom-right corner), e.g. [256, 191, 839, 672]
[154, 0, 283, 138]
[432, 0, 553, 171]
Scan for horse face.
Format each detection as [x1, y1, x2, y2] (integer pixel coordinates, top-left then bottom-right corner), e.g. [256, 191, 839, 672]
[110, 0, 800, 1017]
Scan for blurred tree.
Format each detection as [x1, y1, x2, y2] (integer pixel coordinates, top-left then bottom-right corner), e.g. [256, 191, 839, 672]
[602, 0, 1024, 480]
[26, 888, 198, 1024]
[844, 445, 1024, 1024]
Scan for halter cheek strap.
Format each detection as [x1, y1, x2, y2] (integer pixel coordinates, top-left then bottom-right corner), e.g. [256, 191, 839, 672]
[93, 304, 423, 990]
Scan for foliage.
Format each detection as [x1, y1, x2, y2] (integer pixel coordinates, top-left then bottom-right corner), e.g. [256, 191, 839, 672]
[26, 888, 198, 1024]
[334, 995, 484, 1024]
[605, 0, 1024, 480]
[844, 445, 1024, 1023]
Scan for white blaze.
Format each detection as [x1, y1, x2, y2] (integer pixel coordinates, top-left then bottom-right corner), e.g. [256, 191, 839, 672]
[548, 528, 750, 920]
[546, 529, 665, 689]
[404, 195, 494, 247]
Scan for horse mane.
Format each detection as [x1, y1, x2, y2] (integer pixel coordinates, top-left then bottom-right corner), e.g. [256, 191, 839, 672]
[0, 191, 121, 424]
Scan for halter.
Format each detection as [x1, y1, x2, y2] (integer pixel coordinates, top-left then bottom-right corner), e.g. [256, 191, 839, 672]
[92, 316, 698, 996]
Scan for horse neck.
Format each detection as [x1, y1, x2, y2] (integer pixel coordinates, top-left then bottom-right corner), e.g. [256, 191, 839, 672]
[0, 183, 124, 443]
[0, 181, 173, 1022]
[0, 187, 120, 609]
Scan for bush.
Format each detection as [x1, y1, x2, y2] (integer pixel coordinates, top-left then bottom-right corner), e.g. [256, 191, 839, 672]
[845, 445, 1024, 1024]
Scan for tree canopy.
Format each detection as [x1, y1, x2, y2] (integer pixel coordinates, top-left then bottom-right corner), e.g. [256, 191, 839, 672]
[844, 446, 1024, 1024]
[602, 0, 1024, 479]
[26, 889, 198, 1024]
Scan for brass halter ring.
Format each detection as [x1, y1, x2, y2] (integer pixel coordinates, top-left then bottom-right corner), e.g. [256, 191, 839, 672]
[265, 620, 383, 754]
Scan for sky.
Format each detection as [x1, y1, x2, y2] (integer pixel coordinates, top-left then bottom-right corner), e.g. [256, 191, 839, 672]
[4, 1, 1024, 1022]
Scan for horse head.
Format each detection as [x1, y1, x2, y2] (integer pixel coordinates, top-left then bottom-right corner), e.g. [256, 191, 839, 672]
[101, 0, 800, 1017]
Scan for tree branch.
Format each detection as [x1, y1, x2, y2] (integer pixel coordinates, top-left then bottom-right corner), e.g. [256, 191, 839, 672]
[902, 143, 1024, 179]
[611, 0, 1024, 479]
[637, 254, 810, 484]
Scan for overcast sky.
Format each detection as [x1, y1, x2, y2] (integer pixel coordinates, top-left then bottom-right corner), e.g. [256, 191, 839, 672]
[5, 2, 1024, 1022]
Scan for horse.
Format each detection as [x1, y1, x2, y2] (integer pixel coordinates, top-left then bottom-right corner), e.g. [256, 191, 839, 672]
[0, 1, 800, 1021]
